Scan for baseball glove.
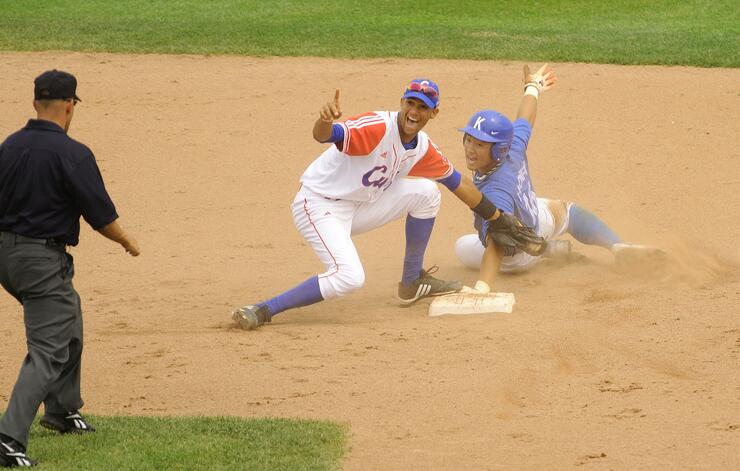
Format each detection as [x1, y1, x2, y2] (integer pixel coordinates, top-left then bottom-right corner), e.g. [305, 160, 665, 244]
[488, 213, 546, 257]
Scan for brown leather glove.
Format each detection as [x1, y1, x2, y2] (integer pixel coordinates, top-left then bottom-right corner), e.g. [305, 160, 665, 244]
[488, 213, 546, 257]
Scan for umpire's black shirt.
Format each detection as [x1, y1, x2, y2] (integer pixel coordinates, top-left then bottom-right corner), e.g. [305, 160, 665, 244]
[0, 119, 118, 246]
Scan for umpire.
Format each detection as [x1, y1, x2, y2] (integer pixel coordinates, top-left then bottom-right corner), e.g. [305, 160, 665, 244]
[0, 70, 140, 468]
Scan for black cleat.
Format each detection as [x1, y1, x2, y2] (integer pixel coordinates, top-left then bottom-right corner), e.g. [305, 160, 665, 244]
[0, 439, 37, 467]
[39, 411, 95, 434]
[232, 304, 272, 330]
[398, 265, 462, 306]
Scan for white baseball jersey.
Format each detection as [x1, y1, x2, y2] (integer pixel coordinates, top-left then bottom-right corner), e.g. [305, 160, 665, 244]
[300, 111, 454, 202]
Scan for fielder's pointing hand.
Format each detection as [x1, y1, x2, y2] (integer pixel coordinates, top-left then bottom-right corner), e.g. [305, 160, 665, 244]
[320, 89, 342, 123]
[523, 63, 557, 94]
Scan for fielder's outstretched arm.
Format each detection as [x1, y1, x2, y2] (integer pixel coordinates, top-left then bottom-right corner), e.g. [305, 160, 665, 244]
[451, 175, 502, 221]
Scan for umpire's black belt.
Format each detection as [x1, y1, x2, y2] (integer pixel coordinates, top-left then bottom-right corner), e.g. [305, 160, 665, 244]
[0, 231, 65, 248]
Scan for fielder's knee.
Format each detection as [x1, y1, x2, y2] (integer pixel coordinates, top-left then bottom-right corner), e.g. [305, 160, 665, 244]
[408, 179, 441, 219]
[319, 266, 366, 299]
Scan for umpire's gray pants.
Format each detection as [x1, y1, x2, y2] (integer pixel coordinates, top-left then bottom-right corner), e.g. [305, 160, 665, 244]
[0, 233, 83, 448]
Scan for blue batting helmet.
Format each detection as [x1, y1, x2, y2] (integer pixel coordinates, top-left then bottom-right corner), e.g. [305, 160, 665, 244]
[459, 110, 513, 160]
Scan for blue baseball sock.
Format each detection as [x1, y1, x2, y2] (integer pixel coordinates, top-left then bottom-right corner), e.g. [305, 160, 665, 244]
[567, 204, 622, 249]
[259, 276, 323, 316]
[401, 215, 435, 285]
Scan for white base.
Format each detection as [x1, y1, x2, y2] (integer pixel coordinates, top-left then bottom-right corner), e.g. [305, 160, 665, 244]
[428, 292, 516, 317]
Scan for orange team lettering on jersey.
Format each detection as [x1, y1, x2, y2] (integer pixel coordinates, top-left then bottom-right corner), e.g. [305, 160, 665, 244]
[339, 112, 387, 156]
[408, 141, 454, 180]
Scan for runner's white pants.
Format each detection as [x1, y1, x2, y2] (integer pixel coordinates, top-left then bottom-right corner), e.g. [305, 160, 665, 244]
[455, 198, 571, 273]
[293, 179, 441, 299]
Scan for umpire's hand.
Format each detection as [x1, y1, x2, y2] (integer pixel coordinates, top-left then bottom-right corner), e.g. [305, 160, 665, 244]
[122, 237, 140, 257]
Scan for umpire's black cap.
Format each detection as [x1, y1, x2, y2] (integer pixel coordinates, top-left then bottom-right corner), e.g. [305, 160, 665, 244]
[34, 69, 81, 101]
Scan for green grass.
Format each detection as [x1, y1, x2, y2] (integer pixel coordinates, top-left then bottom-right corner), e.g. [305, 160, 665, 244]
[0, 0, 737, 67]
[23, 415, 346, 471]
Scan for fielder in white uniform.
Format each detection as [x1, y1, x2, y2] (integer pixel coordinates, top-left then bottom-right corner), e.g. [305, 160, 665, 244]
[233, 80, 533, 329]
[455, 64, 663, 294]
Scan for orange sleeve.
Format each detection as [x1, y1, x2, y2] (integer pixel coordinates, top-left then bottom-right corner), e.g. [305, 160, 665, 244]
[408, 141, 454, 180]
[339, 112, 387, 156]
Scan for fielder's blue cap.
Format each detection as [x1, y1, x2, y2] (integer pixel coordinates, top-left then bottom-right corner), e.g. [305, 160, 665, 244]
[402, 79, 440, 108]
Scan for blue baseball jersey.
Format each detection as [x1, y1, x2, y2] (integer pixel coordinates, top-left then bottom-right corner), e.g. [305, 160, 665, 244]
[473, 118, 539, 246]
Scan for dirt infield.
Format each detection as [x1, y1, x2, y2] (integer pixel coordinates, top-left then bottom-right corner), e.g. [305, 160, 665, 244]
[1, 52, 739, 470]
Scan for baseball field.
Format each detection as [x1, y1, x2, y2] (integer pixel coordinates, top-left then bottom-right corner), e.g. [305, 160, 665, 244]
[1, 1, 739, 470]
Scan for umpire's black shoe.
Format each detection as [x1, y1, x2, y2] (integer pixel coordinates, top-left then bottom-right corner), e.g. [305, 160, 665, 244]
[0, 439, 37, 467]
[232, 304, 272, 330]
[39, 411, 95, 434]
[398, 265, 462, 306]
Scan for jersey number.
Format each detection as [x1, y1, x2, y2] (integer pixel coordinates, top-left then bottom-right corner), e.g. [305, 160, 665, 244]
[517, 166, 538, 219]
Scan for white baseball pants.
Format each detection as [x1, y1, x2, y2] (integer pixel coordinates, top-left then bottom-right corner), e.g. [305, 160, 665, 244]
[293, 179, 441, 299]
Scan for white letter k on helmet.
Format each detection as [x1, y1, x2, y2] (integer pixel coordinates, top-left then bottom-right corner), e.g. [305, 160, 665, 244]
[473, 116, 486, 130]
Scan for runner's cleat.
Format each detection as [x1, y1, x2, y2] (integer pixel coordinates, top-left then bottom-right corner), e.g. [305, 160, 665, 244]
[612, 242, 667, 265]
